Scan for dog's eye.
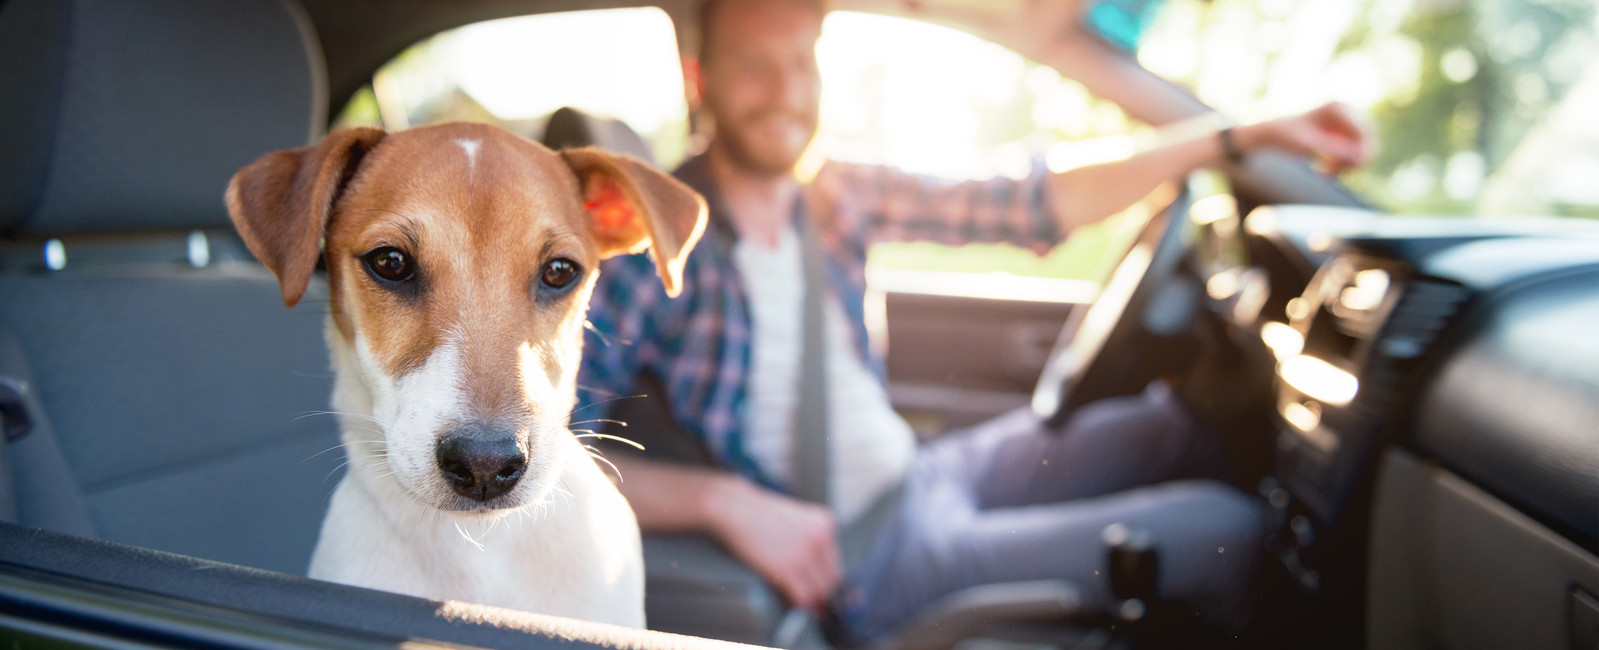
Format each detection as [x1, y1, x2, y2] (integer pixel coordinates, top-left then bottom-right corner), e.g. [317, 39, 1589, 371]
[363, 247, 414, 283]
[541, 258, 580, 290]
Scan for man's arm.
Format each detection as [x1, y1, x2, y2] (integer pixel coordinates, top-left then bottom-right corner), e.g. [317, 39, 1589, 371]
[610, 454, 843, 612]
[822, 103, 1368, 251]
[1047, 102, 1371, 232]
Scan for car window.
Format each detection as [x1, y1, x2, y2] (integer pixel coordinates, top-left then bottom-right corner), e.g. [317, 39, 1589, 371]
[335, 8, 691, 165]
[817, 12, 1149, 287]
[337, 9, 1150, 285]
[1141, 0, 1599, 219]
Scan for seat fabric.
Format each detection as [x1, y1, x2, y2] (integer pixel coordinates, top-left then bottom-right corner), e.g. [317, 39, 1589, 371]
[0, 0, 339, 576]
[0, 270, 340, 574]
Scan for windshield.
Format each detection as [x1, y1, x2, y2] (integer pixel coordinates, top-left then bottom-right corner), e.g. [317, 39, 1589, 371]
[1138, 0, 1599, 218]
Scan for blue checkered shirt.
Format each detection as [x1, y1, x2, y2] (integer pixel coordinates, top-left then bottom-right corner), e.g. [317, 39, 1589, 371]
[577, 153, 1062, 490]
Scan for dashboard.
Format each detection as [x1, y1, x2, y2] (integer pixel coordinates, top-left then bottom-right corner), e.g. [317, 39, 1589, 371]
[1191, 203, 1599, 604]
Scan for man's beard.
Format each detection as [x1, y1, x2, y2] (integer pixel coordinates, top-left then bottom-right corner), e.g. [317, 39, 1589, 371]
[710, 108, 818, 177]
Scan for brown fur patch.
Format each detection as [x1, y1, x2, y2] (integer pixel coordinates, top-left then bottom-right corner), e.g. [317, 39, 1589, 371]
[324, 125, 592, 398]
[227, 122, 706, 426]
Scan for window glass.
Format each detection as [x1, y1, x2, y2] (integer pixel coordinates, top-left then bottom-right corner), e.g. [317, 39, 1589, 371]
[339, 9, 1153, 283]
[336, 8, 690, 167]
[1141, 0, 1599, 218]
[816, 12, 1150, 283]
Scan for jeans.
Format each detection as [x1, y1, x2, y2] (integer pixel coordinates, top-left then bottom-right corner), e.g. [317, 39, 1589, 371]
[839, 382, 1266, 642]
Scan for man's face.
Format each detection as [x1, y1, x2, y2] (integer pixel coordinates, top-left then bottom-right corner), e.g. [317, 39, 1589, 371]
[699, 0, 823, 176]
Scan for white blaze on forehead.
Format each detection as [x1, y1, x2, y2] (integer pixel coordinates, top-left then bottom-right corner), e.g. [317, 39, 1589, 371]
[456, 138, 482, 174]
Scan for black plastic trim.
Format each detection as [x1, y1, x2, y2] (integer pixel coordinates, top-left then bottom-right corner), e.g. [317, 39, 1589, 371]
[1406, 253, 1599, 551]
[0, 523, 752, 650]
[0, 565, 431, 649]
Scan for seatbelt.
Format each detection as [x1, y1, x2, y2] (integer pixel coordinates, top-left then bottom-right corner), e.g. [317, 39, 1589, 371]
[792, 214, 830, 508]
[792, 216, 903, 573]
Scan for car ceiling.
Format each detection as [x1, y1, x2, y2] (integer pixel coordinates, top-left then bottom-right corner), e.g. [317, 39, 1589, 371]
[296, 0, 1073, 122]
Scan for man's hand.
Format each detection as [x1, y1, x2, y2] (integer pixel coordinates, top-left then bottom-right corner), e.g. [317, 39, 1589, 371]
[1240, 102, 1373, 174]
[705, 477, 842, 612]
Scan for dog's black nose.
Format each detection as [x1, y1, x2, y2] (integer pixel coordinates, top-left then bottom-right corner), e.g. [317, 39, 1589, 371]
[436, 433, 527, 502]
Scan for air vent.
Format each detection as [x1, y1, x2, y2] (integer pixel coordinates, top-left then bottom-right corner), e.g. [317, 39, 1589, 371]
[1355, 279, 1471, 416]
[1376, 280, 1470, 361]
[1273, 275, 1473, 527]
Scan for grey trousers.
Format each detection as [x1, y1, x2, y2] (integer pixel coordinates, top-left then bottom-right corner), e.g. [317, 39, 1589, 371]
[839, 382, 1267, 642]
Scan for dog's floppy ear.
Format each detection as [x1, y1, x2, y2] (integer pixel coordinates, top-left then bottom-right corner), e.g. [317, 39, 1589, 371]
[561, 148, 708, 298]
[225, 127, 386, 307]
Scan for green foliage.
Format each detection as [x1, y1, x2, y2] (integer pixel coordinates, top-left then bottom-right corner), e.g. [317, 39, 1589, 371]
[1149, 0, 1599, 218]
[868, 213, 1127, 281]
[334, 86, 382, 130]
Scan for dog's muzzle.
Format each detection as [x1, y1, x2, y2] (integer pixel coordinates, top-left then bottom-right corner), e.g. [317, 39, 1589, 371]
[435, 427, 527, 502]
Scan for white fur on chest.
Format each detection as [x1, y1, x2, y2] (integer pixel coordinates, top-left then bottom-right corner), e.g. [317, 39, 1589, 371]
[307, 324, 645, 628]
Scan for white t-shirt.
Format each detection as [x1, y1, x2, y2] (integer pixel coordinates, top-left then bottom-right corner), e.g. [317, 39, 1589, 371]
[732, 226, 917, 524]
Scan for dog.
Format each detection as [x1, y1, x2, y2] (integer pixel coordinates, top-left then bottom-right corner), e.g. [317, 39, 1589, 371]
[224, 122, 706, 627]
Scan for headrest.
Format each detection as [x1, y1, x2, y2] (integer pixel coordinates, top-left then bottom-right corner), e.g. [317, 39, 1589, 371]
[0, 0, 324, 236]
[541, 107, 658, 166]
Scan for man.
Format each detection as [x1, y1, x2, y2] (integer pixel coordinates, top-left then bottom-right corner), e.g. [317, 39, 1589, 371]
[579, 0, 1368, 641]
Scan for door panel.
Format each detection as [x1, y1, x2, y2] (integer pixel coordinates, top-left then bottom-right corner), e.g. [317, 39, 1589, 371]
[876, 277, 1090, 434]
[1368, 449, 1599, 650]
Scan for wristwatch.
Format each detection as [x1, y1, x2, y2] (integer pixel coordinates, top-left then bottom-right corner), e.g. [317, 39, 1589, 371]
[1218, 126, 1246, 164]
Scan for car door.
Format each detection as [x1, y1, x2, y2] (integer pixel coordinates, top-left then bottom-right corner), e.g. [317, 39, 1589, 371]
[879, 279, 1085, 433]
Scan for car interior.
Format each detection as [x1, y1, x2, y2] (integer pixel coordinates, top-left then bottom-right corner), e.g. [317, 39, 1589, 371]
[1, 0, 1596, 649]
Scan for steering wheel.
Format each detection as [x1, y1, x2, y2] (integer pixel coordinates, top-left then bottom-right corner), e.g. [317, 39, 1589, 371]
[1031, 176, 1206, 428]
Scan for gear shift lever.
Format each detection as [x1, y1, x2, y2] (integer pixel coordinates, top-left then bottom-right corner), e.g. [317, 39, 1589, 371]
[1103, 523, 1158, 622]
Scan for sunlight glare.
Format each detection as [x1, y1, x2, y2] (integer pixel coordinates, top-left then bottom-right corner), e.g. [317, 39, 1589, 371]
[818, 12, 1032, 179]
[449, 9, 686, 135]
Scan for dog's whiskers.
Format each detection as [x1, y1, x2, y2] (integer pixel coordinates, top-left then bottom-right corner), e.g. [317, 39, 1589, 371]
[568, 418, 627, 428]
[553, 477, 575, 509]
[304, 443, 352, 464]
[400, 485, 427, 519]
[571, 432, 645, 451]
[453, 520, 486, 551]
[325, 459, 354, 483]
[302, 438, 388, 464]
[567, 394, 646, 417]
[484, 512, 508, 538]
[575, 382, 623, 398]
[580, 321, 619, 348]
[584, 445, 624, 483]
[294, 410, 388, 426]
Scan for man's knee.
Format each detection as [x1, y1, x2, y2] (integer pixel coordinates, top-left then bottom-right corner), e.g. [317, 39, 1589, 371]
[1064, 383, 1199, 450]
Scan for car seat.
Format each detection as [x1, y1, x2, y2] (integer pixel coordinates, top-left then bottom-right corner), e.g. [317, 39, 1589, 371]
[0, 0, 344, 576]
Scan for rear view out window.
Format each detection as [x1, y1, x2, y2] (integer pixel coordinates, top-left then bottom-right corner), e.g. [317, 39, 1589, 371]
[339, 9, 1148, 284]
[1142, 0, 1599, 218]
[336, 8, 691, 166]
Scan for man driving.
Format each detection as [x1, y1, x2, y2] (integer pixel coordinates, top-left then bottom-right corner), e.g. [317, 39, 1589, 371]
[579, 0, 1369, 641]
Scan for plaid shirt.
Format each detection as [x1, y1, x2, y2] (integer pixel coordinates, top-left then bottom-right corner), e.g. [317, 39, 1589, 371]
[577, 153, 1062, 490]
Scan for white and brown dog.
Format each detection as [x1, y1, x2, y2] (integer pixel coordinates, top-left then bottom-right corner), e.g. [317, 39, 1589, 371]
[225, 122, 705, 627]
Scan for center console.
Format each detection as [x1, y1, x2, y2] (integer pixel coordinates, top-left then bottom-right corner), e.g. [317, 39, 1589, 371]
[1244, 211, 1485, 593]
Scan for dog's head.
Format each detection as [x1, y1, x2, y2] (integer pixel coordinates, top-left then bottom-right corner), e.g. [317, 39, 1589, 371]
[225, 123, 705, 513]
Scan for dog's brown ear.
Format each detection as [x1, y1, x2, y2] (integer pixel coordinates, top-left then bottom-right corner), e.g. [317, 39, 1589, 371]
[561, 148, 708, 298]
[225, 127, 386, 307]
